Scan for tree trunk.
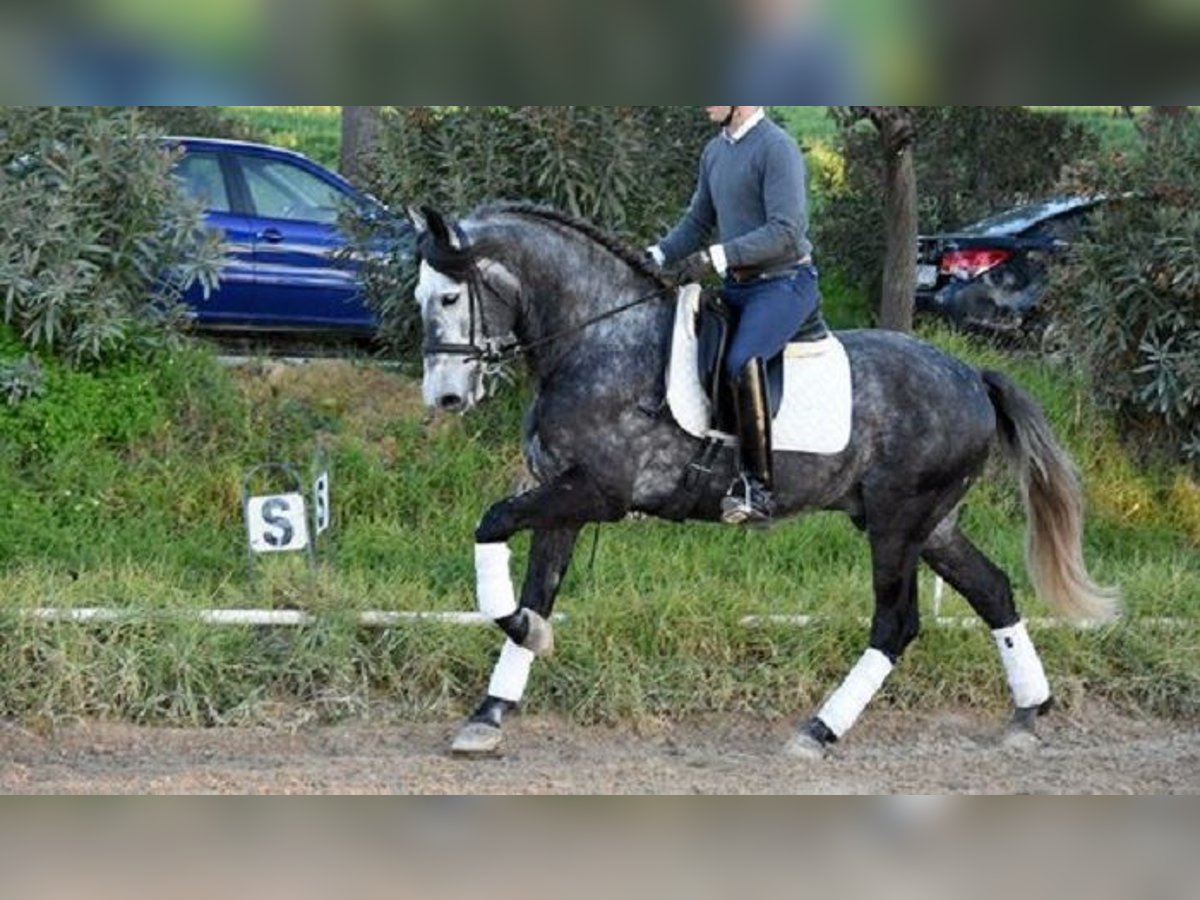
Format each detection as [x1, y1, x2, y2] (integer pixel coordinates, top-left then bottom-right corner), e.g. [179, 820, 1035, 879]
[872, 109, 919, 333]
[340, 106, 381, 184]
[1148, 106, 1192, 143]
[1151, 105, 1190, 122]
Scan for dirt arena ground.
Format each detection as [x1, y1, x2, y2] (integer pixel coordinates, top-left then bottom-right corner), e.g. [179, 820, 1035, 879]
[1, 702, 1196, 794]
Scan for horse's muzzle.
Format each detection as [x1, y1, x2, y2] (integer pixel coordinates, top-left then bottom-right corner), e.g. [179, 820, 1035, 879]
[438, 393, 467, 413]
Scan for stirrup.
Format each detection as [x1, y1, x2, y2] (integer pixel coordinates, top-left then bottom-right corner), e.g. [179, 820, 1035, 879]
[721, 474, 774, 525]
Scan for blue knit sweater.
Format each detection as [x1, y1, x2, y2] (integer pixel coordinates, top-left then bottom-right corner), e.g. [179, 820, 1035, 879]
[659, 115, 811, 270]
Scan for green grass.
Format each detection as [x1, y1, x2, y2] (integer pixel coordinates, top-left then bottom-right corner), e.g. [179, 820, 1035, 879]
[816, 269, 873, 329]
[773, 106, 840, 148]
[0, 332, 1195, 727]
[225, 106, 341, 167]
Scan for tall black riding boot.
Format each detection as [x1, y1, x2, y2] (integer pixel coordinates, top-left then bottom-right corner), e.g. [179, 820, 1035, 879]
[721, 358, 775, 525]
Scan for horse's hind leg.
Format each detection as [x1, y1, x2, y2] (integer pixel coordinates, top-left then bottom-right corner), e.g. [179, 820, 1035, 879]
[453, 526, 581, 755]
[921, 521, 1053, 748]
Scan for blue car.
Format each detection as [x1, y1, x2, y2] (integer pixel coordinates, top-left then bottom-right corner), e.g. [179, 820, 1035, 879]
[168, 137, 403, 336]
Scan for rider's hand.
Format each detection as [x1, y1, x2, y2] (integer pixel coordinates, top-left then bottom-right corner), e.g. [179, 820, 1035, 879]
[642, 246, 665, 274]
[672, 250, 712, 285]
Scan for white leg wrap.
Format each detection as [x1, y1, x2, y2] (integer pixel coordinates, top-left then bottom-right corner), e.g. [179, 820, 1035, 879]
[817, 648, 894, 739]
[475, 542, 517, 620]
[487, 640, 535, 703]
[993, 620, 1051, 708]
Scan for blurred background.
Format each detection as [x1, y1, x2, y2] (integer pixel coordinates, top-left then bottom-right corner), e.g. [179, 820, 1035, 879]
[1, 0, 1196, 102]
[4, 801, 1200, 897]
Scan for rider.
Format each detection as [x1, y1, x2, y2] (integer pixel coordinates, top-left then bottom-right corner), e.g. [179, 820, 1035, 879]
[647, 106, 820, 525]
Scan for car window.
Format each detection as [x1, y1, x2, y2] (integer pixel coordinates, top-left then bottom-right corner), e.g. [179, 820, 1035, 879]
[174, 152, 232, 213]
[240, 156, 347, 225]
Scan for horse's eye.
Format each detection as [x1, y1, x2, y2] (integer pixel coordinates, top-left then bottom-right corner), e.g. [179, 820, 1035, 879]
[441, 292, 461, 308]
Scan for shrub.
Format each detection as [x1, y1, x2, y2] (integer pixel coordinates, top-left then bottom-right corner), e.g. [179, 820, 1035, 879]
[1046, 115, 1200, 466]
[344, 106, 711, 355]
[0, 107, 224, 366]
[0, 355, 45, 406]
[0, 325, 167, 460]
[815, 107, 1097, 303]
[136, 106, 269, 143]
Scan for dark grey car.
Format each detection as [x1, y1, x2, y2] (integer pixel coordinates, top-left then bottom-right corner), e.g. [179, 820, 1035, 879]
[915, 196, 1108, 335]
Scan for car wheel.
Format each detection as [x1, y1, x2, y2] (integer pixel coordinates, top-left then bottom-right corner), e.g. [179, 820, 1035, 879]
[947, 285, 1003, 332]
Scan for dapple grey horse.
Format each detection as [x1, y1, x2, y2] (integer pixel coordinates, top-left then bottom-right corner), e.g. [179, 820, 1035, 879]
[408, 202, 1117, 759]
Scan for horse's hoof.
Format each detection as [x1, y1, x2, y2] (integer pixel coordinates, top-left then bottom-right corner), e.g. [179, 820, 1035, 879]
[999, 727, 1042, 752]
[783, 731, 827, 761]
[451, 722, 504, 757]
[999, 702, 1049, 752]
[520, 609, 554, 657]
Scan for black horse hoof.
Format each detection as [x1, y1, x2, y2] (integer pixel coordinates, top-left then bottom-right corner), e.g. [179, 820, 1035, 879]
[1000, 697, 1053, 751]
[783, 731, 827, 761]
[451, 721, 504, 756]
[783, 717, 835, 760]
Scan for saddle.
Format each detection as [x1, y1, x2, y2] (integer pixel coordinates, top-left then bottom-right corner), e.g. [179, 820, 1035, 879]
[694, 289, 829, 435]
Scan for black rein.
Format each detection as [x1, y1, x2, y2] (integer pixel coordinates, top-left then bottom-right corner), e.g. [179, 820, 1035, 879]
[421, 226, 676, 366]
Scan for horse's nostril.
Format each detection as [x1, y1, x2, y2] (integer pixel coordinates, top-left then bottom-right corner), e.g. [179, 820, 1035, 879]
[439, 394, 464, 411]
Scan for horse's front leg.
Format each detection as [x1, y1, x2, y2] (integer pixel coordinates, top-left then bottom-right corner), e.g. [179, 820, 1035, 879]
[452, 469, 624, 756]
[452, 526, 580, 755]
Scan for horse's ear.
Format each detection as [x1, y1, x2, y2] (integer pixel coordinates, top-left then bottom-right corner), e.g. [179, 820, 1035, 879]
[419, 205, 453, 248]
[406, 205, 428, 236]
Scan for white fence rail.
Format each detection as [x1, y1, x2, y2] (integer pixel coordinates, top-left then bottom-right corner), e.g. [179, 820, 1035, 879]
[15, 608, 1191, 630]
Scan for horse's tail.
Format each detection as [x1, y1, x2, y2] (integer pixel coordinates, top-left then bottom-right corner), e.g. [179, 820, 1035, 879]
[981, 370, 1120, 622]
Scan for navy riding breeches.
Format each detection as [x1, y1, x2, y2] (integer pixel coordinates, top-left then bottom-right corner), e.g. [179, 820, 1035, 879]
[720, 263, 820, 378]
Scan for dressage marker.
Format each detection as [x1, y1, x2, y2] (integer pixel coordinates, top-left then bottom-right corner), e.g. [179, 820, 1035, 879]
[241, 447, 331, 578]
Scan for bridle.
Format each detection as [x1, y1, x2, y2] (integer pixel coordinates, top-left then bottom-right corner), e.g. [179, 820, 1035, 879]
[419, 223, 677, 368]
[419, 224, 521, 365]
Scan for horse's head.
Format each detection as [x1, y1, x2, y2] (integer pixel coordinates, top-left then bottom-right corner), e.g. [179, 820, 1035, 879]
[408, 206, 521, 413]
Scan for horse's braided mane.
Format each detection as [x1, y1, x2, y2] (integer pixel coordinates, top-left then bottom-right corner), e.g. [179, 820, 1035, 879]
[477, 201, 668, 285]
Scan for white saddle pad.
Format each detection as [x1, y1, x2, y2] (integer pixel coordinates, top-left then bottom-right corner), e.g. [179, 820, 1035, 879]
[666, 286, 853, 455]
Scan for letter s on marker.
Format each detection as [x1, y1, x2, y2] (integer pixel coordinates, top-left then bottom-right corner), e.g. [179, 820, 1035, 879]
[262, 498, 295, 548]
